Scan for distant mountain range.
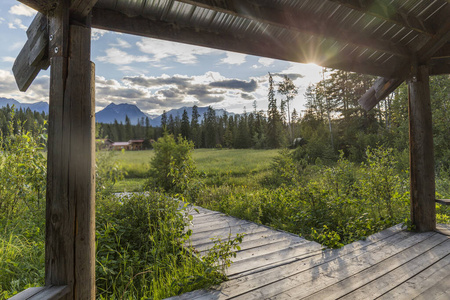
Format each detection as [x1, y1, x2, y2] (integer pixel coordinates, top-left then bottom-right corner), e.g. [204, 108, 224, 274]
[0, 98, 235, 127]
[0, 98, 49, 114]
[150, 106, 235, 127]
[95, 103, 235, 126]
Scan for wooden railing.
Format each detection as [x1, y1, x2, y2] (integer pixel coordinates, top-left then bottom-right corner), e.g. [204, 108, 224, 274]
[9, 286, 69, 300]
[436, 199, 450, 205]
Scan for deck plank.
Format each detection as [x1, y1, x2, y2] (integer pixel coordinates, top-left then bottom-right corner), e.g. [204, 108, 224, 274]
[300, 233, 448, 300]
[378, 252, 450, 299]
[338, 239, 450, 300]
[413, 272, 450, 300]
[174, 226, 407, 300]
[167, 206, 450, 300]
[234, 232, 435, 300]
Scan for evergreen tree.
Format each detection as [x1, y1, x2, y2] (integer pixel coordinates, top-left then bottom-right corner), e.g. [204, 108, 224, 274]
[181, 109, 190, 139]
[161, 110, 167, 129]
[267, 73, 284, 148]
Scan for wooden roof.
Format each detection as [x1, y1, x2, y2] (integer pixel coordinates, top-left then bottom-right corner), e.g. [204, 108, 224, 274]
[19, 0, 450, 78]
[16, 0, 450, 109]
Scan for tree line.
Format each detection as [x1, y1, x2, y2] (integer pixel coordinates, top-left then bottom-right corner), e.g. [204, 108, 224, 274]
[0, 105, 47, 137]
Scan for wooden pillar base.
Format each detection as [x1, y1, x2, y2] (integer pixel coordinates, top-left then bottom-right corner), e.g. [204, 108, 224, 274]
[408, 64, 436, 232]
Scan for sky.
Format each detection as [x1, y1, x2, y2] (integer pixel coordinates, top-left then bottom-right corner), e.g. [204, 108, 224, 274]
[0, 1, 323, 116]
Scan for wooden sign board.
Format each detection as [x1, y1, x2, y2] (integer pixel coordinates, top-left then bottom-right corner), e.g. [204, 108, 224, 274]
[12, 12, 50, 92]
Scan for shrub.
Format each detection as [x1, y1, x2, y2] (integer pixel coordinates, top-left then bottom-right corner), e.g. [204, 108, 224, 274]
[146, 133, 196, 193]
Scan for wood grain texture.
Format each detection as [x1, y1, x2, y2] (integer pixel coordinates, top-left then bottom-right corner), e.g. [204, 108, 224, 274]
[408, 65, 436, 232]
[46, 2, 95, 297]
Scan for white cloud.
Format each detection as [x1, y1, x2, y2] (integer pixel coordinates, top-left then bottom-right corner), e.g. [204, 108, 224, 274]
[8, 18, 27, 30]
[9, 4, 35, 17]
[137, 38, 218, 64]
[0, 70, 49, 103]
[91, 28, 107, 41]
[111, 38, 131, 48]
[219, 52, 246, 65]
[96, 48, 151, 65]
[0, 17, 5, 24]
[2, 57, 16, 63]
[258, 57, 275, 67]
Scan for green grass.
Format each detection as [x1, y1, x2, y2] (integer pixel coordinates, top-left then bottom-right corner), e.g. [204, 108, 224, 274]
[106, 149, 279, 191]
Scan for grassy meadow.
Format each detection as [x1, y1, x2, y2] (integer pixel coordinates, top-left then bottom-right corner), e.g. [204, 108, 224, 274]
[106, 149, 279, 191]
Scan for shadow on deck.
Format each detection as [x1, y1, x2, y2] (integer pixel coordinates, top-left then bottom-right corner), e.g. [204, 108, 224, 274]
[167, 206, 450, 300]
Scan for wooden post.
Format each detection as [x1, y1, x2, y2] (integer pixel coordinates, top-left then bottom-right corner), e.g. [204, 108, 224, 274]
[408, 64, 436, 232]
[46, 0, 95, 298]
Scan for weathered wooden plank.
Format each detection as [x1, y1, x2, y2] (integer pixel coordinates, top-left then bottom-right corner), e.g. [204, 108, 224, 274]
[329, 0, 435, 36]
[188, 223, 265, 243]
[358, 77, 404, 111]
[188, 220, 256, 235]
[12, 12, 49, 92]
[233, 232, 434, 300]
[408, 65, 436, 232]
[46, 1, 95, 298]
[339, 239, 450, 300]
[226, 241, 323, 277]
[70, 0, 98, 20]
[189, 227, 282, 250]
[179, 0, 410, 58]
[91, 7, 400, 78]
[229, 238, 308, 262]
[29, 285, 70, 300]
[414, 272, 450, 300]
[9, 287, 45, 300]
[10, 285, 70, 300]
[68, 25, 95, 300]
[378, 250, 450, 299]
[171, 225, 406, 300]
[17, 0, 57, 13]
[198, 232, 303, 254]
[436, 224, 450, 236]
[190, 217, 250, 227]
[301, 233, 448, 300]
[436, 199, 450, 205]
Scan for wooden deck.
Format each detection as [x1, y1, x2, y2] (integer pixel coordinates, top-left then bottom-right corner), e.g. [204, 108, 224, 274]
[168, 206, 450, 300]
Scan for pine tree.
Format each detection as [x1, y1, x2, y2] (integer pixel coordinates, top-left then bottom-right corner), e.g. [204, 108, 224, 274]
[181, 109, 190, 139]
[267, 73, 283, 148]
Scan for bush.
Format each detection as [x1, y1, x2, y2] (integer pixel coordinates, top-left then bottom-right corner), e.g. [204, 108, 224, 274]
[146, 133, 196, 193]
[95, 193, 233, 299]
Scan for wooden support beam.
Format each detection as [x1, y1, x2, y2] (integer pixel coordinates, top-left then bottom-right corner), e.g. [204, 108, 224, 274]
[12, 12, 49, 91]
[408, 64, 436, 232]
[70, 0, 98, 20]
[430, 57, 450, 76]
[46, 0, 95, 298]
[91, 8, 400, 78]
[358, 77, 404, 111]
[329, 0, 435, 36]
[17, 0, 58, 13]
[178, 0, 411, 58]
[17, 0, 98, 19]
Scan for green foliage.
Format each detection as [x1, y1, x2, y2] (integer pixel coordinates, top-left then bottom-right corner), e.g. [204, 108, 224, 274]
[96, 151, 125, 195]
[0, 113, 47, 298]
[193, 146, 414, 249]
[95, 193, 237, 299]
[147, 133, 197, 193]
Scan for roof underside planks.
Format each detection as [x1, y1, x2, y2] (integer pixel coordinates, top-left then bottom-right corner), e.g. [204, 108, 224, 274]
[16, 0, 450, 108]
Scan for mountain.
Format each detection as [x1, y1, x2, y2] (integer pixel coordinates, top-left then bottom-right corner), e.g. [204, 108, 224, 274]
[0, 98, 49, 114]
[149, 106, 235, 127]
[95, 103, 149, 125]
[95, 103, 236, 127]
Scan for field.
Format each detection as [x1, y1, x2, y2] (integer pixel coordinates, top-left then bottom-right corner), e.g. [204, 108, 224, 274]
[105, 149, 279, 191]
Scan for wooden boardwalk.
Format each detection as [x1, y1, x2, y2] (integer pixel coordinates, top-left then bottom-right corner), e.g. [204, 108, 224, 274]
[168, 206, 450, 300]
